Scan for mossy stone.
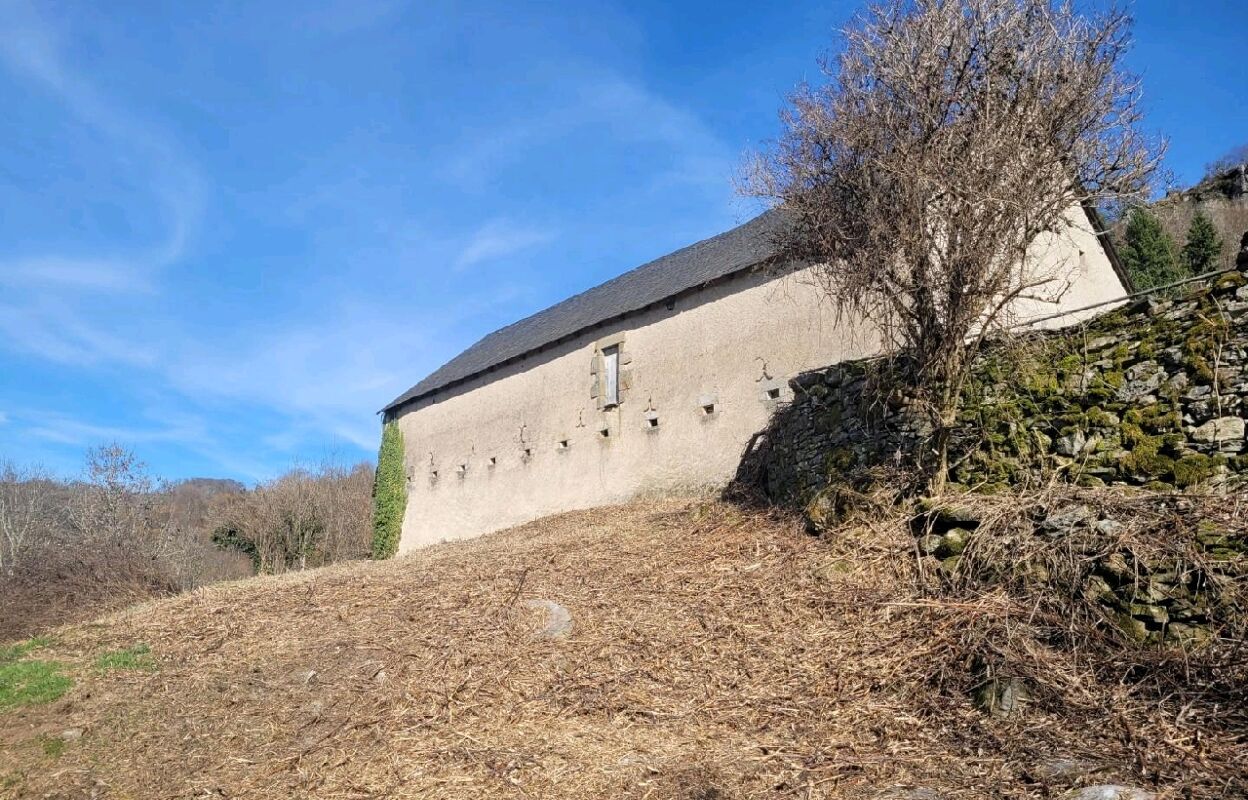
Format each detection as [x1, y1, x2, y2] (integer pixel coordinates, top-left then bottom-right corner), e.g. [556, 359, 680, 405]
[935, 528, 969, 558]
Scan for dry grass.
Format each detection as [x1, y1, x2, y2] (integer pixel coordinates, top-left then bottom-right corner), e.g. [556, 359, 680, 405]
[0, 496, 1243, 799]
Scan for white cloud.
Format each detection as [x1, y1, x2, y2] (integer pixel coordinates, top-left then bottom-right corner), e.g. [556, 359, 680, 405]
[0, 256, 156, 294]
[164, 312, 427, 453]
[454, 219, 556, 270]
[0, 1, 203, 273]
[0, 2, 200, 368]
[0, 300, 156, 367]
[440, 71, 732, 198]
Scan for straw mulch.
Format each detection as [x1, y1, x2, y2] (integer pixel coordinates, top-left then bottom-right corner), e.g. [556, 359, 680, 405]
[0, 495, 1242, 799]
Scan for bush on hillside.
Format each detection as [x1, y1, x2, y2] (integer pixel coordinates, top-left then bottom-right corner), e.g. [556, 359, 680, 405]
[371, 422, 406, 560]
[211, 463, 373, 574]
[1, 447, 371, 641]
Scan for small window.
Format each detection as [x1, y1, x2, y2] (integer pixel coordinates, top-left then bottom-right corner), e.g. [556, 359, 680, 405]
[430, 470, 439, 479]
[522, 447, 532, 459]
[647, 416, 659, 428]
[766, 387, 781, 400]
[488, 456, 497, 467]
[558, 439, 569, 449]
[599, 427, 610, 438]
[602, 345, 620, 407]
[702, 402, 716, 415]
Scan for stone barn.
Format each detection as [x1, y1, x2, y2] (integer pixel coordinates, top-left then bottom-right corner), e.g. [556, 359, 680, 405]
[382, 207, 1131, 550]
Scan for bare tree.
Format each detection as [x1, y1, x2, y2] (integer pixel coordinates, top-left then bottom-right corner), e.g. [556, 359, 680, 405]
[1204, 143, 1248, 181]
[0, 462, 59, 575]
[211, 461, 373, 574]
[742, 0, 1162, 489]
[69, 444, 157, 548]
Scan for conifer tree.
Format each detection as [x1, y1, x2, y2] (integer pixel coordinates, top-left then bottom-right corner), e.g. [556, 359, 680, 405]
[1182, 211, 1222, 275]
[1121, 207, 1182, 290]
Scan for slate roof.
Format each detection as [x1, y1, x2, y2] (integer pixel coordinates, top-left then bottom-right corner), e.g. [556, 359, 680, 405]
[382, 210, 787, 413]
[381, 203, 1127, 414]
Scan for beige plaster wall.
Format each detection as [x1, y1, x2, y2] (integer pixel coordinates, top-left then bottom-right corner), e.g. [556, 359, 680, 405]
[393, 210, 1125, 550]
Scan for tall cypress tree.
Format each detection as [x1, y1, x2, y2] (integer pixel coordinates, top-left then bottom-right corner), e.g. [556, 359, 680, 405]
[1182, 211, 1223, 275]
[1121, 207, 1182, 290]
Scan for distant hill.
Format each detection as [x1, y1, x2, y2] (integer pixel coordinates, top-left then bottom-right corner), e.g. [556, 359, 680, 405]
[168, 477, 246, 495]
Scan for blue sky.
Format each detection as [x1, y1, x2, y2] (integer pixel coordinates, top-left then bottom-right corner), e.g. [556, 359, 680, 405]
[1, 0, 1245, 483]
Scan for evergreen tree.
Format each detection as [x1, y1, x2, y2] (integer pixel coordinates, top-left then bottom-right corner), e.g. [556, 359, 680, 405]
[1121, 207, 1182, 290]
[1181, 211, 1222, 275]
[371, 422, 407, 560]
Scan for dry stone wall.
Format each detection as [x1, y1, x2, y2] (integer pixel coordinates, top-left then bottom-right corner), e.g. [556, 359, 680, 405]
[740, 264, 1248, 507]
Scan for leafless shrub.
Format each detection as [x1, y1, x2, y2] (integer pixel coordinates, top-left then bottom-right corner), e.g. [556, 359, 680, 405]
[0, 446, 372, 640]
[210, 461, 373, 575]
[0, 461, 63, 576]
[1204, 142, 1248, 180]
[742, 0, 1163, 489]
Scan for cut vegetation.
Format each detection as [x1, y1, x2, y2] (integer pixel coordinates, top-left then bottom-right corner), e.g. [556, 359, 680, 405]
[0, 495, 1243, 798]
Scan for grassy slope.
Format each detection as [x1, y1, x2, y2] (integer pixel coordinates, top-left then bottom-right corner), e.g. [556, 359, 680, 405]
[0, 498, 1241, 799]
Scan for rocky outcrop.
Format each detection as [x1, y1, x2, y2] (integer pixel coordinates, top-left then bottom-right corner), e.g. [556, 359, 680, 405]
[1143, 165, 1248, 271]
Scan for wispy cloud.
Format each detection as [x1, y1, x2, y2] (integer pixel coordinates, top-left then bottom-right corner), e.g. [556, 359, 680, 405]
[0, 300, 156, 367]
[0, 256, 156, 294]
[165, 313, 427, 452]
[0, 1, 202, 274]
[441, 71, 732, 198]
[454, 219, 556, 271]
[24, 413, 204, 448]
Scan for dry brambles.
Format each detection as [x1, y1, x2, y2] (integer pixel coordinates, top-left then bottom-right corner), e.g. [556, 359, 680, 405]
[0, 495, 1244, 799]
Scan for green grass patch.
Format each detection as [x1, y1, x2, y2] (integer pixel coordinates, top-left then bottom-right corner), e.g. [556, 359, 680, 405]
[0, 637, 52, 665]
[37, 734, 66, 758]
[94, 643, 155, 673]
[0, 659, 72, 711]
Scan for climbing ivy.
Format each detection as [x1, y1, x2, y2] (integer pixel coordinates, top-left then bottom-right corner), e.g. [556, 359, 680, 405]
[371, 422, 407, 559]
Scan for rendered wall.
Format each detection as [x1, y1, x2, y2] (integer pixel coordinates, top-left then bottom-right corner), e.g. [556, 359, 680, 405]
[393, 208, 1126, 550]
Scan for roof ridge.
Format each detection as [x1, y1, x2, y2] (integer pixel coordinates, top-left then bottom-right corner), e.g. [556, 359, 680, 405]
[381, 210, 785, 413]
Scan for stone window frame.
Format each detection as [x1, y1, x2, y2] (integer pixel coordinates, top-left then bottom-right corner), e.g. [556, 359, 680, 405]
[590, 333, 632, 411]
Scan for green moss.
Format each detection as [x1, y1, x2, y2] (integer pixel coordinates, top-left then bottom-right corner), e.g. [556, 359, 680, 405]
[1123, 403, 1181, 434]
[1084, 406, 1118, 428]
[1173, 454, 1225, 488]
[825, 447, 857, 474]
[1055, 353, 1083, 374]
[1120, 425, 1175, 479]
[1184, 315, 1231, 384]
[1213, 271, 1247, 291]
